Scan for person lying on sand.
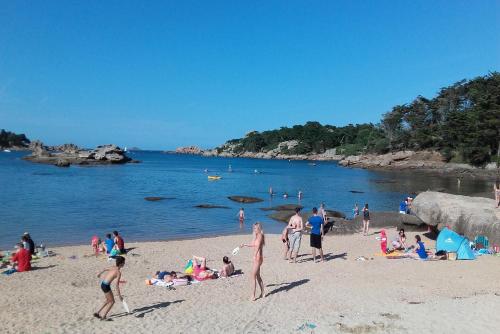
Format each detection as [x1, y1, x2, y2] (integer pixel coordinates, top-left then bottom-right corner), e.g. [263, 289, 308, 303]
[220, 256, 235, 277]
[192, 255, 216, 281]
[94, 256, 125, 321]
[155, 270, 178, 282]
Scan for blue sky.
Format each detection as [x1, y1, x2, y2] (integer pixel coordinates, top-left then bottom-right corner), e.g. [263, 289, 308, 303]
[1, 1, 499, 150]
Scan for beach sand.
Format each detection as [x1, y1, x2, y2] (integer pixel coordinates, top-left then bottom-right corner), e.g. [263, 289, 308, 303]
[1, 231, 499, 334]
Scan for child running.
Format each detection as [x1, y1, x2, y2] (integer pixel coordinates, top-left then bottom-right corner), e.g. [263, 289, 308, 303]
[94, 256, 125, 321]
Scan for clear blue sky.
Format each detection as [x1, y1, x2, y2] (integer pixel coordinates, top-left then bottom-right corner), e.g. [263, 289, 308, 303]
[1, 1, 499, 150]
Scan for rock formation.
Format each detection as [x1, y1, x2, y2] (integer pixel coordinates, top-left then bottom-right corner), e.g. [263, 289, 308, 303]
[227, 196, 264, 203]
[412, 191, 500, 245]
[175, 146, 203, 155]
[23, 142, 135, 167]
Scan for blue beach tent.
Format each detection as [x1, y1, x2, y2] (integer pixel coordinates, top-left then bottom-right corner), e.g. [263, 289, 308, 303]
[436, 228, 476, 260]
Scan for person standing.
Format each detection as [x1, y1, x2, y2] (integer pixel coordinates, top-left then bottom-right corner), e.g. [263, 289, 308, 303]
[238, 208, 245, 225]
[94, 256, 125, 320]
[353, 203, 359, 219]
[287, 207, 303, 263]
[306, 207, 324, 263]
[240, 222, 265, 301]
[362, 204, 370, 236]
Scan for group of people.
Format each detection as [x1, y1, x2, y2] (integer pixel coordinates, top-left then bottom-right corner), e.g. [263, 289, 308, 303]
[269, 186, 303, 200]
[281, 206, 328, 264]
[91, 231, 126, 257]
[0, 232, 36, 273]
[379, 228, 429, 259]
[94, 223, 265, 320]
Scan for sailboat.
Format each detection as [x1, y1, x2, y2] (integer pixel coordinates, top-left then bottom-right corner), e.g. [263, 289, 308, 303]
[124, 146, 128, 152]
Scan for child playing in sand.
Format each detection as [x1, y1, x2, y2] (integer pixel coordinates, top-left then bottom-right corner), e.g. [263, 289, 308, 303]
[94, 256, 125, 321]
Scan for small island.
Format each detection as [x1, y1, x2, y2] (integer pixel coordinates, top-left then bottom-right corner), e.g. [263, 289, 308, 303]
[22, 141, 137, 167]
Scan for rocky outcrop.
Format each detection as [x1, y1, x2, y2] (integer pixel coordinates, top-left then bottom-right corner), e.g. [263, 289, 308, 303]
[339, 151, 446, 169]
[195, 204, 230, 209]
[23, 141, 135, 167]
[175, 146, 203, 155]
[227, 196, 264, 203]
[175, 140, 345, 161]
[412, 191, 500, 245]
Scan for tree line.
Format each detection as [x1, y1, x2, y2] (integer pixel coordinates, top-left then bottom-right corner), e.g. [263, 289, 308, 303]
[0, 129, 30, 148]
[225, 72, 499, 166]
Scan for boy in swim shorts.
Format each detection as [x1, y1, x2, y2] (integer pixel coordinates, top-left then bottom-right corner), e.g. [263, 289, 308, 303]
[94, 256, 125, 321]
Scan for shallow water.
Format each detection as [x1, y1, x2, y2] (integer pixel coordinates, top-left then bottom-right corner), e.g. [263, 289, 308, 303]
[0, 151, 490, 249]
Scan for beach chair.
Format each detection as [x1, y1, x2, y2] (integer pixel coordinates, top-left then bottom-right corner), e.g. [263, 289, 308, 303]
[474, 235, 489, 249]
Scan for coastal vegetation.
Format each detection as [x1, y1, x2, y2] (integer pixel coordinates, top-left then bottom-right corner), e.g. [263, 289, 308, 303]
[224, 73, 500, 166]
[0, 129, 30, 148]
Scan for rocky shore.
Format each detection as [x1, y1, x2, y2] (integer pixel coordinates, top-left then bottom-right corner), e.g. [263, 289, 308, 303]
[339, 151, 498, 179]
[22, 141, 137, 167]
[174, 141, 344, 161]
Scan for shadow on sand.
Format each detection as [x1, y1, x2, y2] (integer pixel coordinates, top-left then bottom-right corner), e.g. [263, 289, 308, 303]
[31, 265, 57, 271]
[297, 252, 347, 263]
[111, 299, 185, 319]
[266, 279, 309, 297]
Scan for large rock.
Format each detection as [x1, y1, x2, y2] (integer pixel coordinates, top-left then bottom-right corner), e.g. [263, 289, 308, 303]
[24, 142, 134, 166]
[227, 196, 264, 203]
[175, 146, 203, 155]
[28, 140, 50, 157]
[412, 191, 500, 244]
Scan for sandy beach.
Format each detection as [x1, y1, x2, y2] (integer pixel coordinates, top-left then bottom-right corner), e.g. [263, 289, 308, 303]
[1, 230, 499, 334]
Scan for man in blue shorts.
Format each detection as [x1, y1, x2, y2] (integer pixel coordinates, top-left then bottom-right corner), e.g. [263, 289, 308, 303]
[306, 207, 324, 263]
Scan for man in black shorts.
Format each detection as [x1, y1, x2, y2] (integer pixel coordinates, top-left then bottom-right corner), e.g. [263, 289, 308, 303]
[306, 207, 324, 263]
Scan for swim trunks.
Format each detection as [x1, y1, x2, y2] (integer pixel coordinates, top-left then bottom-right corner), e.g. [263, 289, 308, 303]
[310, 233, 322, 249]
[101, 281, 111, 293]
[288, 231, 302, 253]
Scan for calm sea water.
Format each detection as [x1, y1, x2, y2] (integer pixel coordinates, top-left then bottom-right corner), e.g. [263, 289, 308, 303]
[0, 151, 489, 249]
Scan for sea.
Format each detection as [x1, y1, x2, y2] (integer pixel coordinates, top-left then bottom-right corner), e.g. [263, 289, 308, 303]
[0, 150, 490, 249]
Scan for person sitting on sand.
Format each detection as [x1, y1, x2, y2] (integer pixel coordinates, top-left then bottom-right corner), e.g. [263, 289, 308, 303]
[94, 256, 125, 321]
[192, 255, 216, 281]
[413, 235, 428, 260]
[113, 231, 125, 254]
[104, 234, 114, 254]
[220, 256, 235, 277]
[91, 236, 101, 256]
[22, 232, 35, 255]
[281, 226, 290, 260]
[392, 228, 407, 250]
[10, 242, 31, 272]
